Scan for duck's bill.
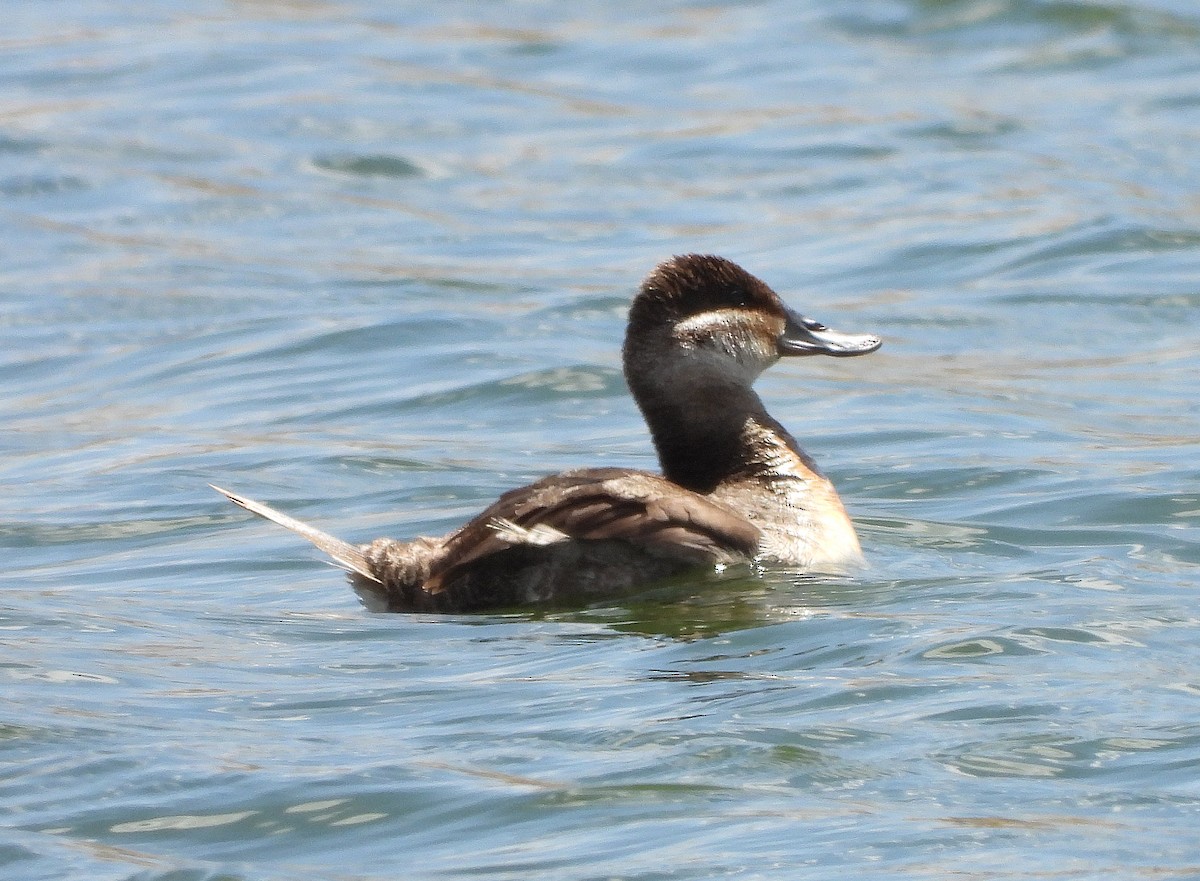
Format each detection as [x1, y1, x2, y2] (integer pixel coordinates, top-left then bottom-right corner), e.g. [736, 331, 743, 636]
[778, 310, 882, 357]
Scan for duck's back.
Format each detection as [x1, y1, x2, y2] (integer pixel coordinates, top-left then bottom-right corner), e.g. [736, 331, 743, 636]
[356, 468, 762, 611]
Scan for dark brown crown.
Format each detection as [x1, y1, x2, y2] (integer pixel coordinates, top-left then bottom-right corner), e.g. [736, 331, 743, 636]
[629, 255, 785, 327]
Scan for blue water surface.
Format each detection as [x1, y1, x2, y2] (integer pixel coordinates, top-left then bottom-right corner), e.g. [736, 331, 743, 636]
[3, 1, 1200, 879]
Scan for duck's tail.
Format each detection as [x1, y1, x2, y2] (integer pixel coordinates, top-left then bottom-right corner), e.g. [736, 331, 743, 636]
[210, 485, 382, 584]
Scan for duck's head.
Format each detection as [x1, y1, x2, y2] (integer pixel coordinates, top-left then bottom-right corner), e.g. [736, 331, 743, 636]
[623, 254, 881, 390]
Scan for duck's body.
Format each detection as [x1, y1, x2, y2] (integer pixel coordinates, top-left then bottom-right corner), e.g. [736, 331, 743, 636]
[215, 255, 881, 612]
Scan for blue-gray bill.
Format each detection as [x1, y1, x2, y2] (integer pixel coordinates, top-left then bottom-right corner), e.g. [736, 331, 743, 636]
[777, 309, 882, 357]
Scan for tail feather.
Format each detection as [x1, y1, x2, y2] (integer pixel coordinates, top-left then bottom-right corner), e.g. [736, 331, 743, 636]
[210, 484, 382, 584]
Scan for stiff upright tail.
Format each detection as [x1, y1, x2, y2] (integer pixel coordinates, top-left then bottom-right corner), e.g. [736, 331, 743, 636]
[210, 485, 381, 584]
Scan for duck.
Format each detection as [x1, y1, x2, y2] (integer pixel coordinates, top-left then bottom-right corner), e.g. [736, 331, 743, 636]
[213, 254, 881, 612]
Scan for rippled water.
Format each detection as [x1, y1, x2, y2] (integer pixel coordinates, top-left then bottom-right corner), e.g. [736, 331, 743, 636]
[4, 1, 1200, 878]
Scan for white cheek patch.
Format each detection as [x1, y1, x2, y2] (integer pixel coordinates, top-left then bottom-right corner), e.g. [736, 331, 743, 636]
[674, 309, 778, 368]
[674, 309, 743, 341]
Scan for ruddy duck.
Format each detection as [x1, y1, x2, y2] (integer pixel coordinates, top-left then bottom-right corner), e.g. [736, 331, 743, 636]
[214, 255, 881, 611]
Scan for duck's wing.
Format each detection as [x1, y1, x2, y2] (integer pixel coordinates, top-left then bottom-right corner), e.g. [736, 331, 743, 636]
[424, 468, 761, 594]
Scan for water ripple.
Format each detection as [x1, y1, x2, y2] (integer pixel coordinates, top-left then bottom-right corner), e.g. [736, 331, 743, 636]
[4, 1, 1200, 879]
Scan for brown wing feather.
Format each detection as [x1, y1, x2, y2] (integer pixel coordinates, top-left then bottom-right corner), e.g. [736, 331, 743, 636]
[424, 468, 760, 593]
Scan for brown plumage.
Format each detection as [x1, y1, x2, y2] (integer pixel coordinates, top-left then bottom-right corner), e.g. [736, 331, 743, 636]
[215, 255, 881, 612]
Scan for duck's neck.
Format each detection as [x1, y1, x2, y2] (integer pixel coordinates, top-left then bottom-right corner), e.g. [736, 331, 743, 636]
[633, 381, 818, 494]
